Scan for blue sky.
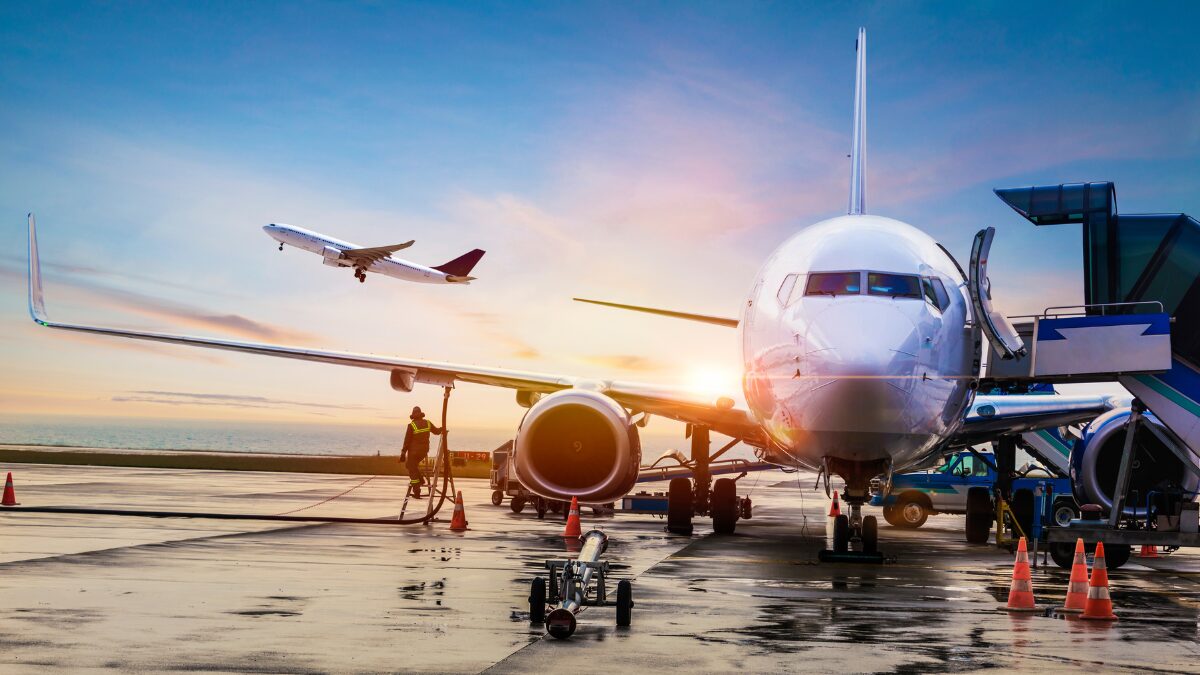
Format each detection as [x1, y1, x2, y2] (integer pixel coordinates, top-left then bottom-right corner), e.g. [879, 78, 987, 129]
[1, 2, 1197, 428]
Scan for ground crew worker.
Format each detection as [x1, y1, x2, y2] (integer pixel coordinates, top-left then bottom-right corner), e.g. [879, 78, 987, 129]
[399, 406, 444, 498]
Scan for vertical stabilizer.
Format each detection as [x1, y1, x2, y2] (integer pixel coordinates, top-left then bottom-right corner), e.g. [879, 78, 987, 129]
[848, 27, 867, 215]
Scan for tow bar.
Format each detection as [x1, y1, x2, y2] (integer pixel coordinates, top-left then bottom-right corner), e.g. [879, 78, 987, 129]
[529, 529, 633, 639]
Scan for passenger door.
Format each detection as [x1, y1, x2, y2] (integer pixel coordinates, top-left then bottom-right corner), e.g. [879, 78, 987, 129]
[969, 227, 1027, 360]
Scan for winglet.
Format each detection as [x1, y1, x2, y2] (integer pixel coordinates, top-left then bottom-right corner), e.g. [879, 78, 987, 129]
[847, 27, 867, 216]
[27, 213, 48, 325]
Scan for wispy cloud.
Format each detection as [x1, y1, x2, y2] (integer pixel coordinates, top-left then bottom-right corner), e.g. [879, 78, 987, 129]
[578, 354, 666, 372]
[0, 260, 320, 344]
[453, 310, 541, 359]
[113, 390, 378, 412]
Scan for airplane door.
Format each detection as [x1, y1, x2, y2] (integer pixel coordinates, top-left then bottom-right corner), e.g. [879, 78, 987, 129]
[969, 227, 1027, 360]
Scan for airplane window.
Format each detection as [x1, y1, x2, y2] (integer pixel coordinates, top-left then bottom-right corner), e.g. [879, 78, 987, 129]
[805, 272, 861, 297]
[922, 277, 951, 311]
[867, 272, 921, 299]
[777, 274, 799, 306]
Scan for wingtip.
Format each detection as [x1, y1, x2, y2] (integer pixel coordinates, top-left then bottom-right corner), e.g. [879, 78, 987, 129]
[27, 212, 48, 324]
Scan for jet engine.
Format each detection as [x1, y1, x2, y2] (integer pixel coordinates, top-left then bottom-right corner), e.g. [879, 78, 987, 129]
[512, 389, 641, 504]
[1070, 407, 1200, 515]
[321, 246, 349, 267]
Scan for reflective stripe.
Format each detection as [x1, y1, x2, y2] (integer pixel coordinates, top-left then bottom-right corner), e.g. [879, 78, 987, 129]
[410, 420, 432, 433]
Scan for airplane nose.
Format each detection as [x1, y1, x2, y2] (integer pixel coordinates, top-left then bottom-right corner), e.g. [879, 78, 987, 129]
[794, 301, 921, 429]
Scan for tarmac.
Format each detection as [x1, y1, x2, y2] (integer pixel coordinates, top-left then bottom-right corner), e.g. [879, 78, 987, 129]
[2, 463, 1199, 673]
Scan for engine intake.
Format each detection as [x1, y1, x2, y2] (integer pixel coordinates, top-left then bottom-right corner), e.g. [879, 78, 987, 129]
[322, 246, 349, 267]
[1071, 407, 1200, 516]
[513, 390, 640, 504]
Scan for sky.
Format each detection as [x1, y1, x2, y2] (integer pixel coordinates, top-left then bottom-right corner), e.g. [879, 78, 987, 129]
[1, 1, 1198, 434]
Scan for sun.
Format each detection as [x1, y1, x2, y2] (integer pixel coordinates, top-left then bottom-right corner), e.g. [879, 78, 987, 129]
[684, 365, 740, 397]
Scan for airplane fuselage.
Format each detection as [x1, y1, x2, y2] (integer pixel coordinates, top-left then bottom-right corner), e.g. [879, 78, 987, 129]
[741, 214, 978, 478]
[263, 224, 456, 284]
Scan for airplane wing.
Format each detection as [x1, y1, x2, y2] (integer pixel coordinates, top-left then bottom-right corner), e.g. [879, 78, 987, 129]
[342, 241, 415, 266]
[947, 393, 1126, 447]
[27, 215, 765, 445]
[573, 298, 739, 328]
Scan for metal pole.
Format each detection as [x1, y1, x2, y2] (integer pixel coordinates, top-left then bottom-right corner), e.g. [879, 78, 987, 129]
[1108, 402, 1142, 528]
[692, 426, 711, 514]
[545, 529, 609, 638]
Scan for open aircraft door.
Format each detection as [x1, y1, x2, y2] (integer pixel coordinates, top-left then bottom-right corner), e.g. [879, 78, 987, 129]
[969, 227, 1027, 360]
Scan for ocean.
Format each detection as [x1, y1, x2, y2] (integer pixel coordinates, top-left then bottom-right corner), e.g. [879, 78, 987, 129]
[0, 414, 744, 460]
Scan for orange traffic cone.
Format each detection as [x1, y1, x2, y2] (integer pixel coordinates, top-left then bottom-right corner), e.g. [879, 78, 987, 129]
[1138, 544, 1159, 558]
[1059, 538, 1089, 613]
[448, 490, 468, 531]
[1080, 541, 1118, 620]
[1, 472, 17, 506]
[563, 496, 582, 537]
[1005, 537, 1039, 612]
[828, 490, 841, 518]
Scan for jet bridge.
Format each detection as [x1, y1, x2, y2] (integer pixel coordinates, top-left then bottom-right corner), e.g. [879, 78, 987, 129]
[989, 181, 1200, 454]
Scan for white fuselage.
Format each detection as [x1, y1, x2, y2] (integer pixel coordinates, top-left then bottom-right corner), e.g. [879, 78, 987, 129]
[263, 224, 450, 284]
[740, 215, 977, 474]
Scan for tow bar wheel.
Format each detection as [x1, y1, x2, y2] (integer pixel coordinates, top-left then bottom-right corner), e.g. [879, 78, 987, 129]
[615, 579, 633, 627]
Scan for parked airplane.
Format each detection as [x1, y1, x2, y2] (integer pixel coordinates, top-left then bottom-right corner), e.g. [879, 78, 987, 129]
[263, 223, 485, 284]
[26, 29, 1121, 553]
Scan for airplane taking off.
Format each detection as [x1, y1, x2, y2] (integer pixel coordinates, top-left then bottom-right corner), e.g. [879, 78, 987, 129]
[26, 29, 1123, 554]
[263, 223, 485, 284]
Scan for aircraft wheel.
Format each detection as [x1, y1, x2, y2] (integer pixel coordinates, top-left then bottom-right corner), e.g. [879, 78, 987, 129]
[529, 578, 546, 624]
[862, 515, 879, 554]
[615, 580, 633, 627]
[711, 478, 737, 534]
[833, 514, 850, 552]
[358, 275, 366, 283]
[278, 243, 283, 251]
[536, 498, 548, 519]
[490, 490, 504, 507]
[965, 487, 993, 544]
[666, 477, 693, 535]
[510, 494, 527, 514]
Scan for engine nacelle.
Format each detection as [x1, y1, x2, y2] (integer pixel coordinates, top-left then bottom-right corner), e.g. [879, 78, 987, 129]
[1070, 407, 1199, 515]
[512, 389, 640, 504]
[321, 246, 349, 267]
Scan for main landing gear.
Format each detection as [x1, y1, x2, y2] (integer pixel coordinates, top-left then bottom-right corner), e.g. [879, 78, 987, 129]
[665, 426, 752, 536]
[354, 267, 366, 283]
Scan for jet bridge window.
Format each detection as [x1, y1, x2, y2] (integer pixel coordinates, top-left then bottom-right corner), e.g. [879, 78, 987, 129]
[805, 272, 861, 297]
[867, 272, 922, 299]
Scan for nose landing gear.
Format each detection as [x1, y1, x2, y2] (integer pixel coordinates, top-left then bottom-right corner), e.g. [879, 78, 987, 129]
[830, 501, 878, 554]
[278, 243, 284, 251]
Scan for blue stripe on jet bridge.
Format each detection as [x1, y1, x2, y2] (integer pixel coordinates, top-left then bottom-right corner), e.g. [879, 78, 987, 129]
[1037, 313, 1170, 341]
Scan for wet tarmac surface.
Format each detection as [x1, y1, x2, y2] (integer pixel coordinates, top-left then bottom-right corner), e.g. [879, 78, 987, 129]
[2, 464, 1199, 672]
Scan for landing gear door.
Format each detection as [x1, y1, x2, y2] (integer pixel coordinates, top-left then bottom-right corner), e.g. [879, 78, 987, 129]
[969, 227, 1027, 360]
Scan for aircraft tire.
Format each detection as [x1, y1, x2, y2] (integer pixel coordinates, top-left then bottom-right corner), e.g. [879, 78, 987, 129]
[965, 487, 992, 544]
[712, 478, 737, 535]
[833, 514, 850, 552]
[615, 580, 633, 627]
[862, 515, 879, 553]
[510, 494, 527, 514]
[667, 477, 694, 535]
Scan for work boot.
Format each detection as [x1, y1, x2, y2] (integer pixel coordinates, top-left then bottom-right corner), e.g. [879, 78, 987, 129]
[412, 486, 423, 499]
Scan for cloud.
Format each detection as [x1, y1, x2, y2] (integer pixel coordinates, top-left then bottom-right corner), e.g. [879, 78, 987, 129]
[578, 354, 666, 372]
[0, 260, 321, 344]
[453, 310, 541, 360]
[113, 390, 378, 412]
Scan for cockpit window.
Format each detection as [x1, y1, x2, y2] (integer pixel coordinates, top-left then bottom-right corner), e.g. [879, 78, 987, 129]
[777, 274, 800, 306]
[867, 272, 922, 299]
[922, 277, 951, 311]
[805, 272, 860, 297]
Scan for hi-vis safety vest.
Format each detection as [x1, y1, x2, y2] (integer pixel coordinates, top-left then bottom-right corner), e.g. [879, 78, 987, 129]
[410, 420, 432, 434]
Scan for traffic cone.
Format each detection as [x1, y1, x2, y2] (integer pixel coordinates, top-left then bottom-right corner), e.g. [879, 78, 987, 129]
[828, 490, 841, 518]
[1, 472, 17, 506]
[563, 497, 582, 537]
[1080, 541, 1118, 620]
[1005, 537, 1039, 612]
[1138, 544, 1159, 558]
[1059, 538, 1089, 613]
[448, 490, 468, 531]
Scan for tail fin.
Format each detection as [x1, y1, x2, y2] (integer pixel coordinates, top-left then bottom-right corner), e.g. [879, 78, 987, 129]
[433, 249, 486, 277]
[848, 27, 867, 216]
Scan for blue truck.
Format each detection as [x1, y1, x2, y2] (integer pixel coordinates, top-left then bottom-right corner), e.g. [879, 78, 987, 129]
[870, 450, 1078, 530]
